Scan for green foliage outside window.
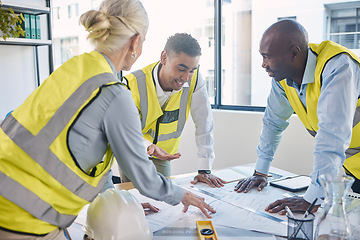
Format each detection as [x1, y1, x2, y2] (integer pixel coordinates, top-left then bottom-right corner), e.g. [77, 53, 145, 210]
[0, 0, 25, 40]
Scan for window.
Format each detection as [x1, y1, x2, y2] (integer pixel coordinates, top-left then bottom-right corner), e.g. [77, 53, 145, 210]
[278, 16, 297, 21]
[55, 7, 60, 20]
[51, 0, 360, 112]
[220, 0, 252, 107]
[330, 8, 360, 50]
[53, 37, 79, 68]
[68, 4, 79, 19]
[125, 0, 215, 104]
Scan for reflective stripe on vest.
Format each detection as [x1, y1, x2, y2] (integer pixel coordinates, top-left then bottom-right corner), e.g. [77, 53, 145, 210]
[133, 70, 190, 142]
[0, 72, 114, 228]
[279, 40, 360, 179]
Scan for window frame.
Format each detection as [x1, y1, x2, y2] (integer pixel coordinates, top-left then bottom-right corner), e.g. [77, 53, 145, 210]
[328, 7, 360, 50]
[211, 0, 265, 112]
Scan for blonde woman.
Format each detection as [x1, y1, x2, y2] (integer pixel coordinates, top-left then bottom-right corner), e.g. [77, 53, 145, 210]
[0, 0, 215, 239]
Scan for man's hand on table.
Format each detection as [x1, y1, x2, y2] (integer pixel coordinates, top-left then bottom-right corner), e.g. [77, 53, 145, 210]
[265, 196, 320, 215]
[191, 173, 227, 188]
[181, 191, 216, 218]
[234, 175, 321, 216]
[147, 144, 181, 160]
[234, 175, 268, 193]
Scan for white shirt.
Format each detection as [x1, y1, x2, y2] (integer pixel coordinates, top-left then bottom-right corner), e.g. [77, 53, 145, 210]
[144, 63, 215, 170]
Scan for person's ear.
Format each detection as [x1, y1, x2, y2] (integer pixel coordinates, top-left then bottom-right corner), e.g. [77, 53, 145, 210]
[129, 34, 141, 53]
[160, 50, 167, 65]
[290, 45, 301, 61]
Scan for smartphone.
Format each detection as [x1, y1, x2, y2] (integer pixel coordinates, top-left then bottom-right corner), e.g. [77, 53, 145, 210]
[270, 175, 311, 192]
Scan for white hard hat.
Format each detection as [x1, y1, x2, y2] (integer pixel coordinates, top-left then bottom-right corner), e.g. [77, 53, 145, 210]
[83, 188, 153, 240]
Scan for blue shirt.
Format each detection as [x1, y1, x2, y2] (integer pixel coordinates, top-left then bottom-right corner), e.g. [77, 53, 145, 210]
[255, 48, 360, 203]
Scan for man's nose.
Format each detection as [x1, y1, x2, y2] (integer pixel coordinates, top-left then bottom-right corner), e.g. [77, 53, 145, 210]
[180, 72, 191, 81]
[261, 60, 267, 69]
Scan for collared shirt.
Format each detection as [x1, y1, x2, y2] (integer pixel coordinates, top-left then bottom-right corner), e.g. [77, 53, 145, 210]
[68, 53, 184, 205]
[153, 64, 187, 107]
[255, 48, 360, 203]
[143, 63, 215, 170]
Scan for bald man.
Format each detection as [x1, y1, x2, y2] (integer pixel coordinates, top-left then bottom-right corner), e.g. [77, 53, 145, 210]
[234, 20, 360, 215]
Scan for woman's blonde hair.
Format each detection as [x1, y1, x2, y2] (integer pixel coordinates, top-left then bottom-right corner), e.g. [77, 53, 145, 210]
[79, 0, 148, 55]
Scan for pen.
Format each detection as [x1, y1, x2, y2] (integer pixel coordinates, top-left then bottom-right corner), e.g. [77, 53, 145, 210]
[286, 205, 307, 236]
[285, 206, 295, 218]
[302, 198, 318, 219]
[289, 198, 318, 239]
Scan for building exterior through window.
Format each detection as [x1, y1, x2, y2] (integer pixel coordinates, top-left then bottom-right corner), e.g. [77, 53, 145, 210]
[51, 0, 360, 109]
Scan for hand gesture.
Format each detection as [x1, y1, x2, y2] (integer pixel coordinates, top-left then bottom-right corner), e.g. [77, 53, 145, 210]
[181, 191, 216, 218]
[147, 144, 181, 161]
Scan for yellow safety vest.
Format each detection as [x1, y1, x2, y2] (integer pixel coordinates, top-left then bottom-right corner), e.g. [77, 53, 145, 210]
[0, 51, 117, 234]
[124, 62, 198, 155]
[279, 40, 360, 179]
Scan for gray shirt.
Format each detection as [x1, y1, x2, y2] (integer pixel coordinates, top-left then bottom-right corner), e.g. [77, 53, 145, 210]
[68, 53, 184, 206]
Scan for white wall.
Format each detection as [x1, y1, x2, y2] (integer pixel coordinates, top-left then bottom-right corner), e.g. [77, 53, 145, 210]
[251, 0, 326, 106]
[173, 110, 315, 176]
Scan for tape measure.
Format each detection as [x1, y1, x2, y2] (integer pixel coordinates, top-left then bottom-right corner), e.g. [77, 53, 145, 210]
[196, 220, 218, 240]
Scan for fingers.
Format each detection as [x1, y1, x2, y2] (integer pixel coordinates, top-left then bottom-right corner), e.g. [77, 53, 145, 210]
[234, 178, 256, 193]
[265, 197, 311, 215]
[181, 191, 215, 218]
[234, 176, 267, 193]
[190, 178, 199, 185]
[210, 177, 226, 187]
[172, 153, 181, 158]
[194, 174, 226, 188]
[147, 144, 181, 161]
[265, 199, 284, 212]
[194, 194, 216, 218]
[163, 153, 181, 161]
[258, 180, 268, 191]
[147, 148, 154, 156]
[182, 205, 189, 213]
[198, 202, 216, 218]
[141, 202, 159, 215]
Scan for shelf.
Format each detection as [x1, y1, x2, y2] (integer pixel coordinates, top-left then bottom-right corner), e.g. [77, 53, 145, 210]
[0, 0, 53, 86]
[0, 38, 52, 46]
[2, 4, 50, 15]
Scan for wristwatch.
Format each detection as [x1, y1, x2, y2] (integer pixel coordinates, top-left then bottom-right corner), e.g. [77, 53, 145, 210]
[253, 170, 268, 178]
[198, 170, 211, 174]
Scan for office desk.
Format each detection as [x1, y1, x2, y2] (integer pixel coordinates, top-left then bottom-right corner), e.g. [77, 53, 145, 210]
[67, 165, 360, 240]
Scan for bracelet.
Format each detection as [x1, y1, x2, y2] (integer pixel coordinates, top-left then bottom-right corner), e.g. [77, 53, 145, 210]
[253, 170, 268, 178]
[198, 170, 211, 174]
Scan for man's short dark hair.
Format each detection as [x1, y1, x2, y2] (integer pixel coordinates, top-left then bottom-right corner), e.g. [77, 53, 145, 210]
[164, 33, 201, 57]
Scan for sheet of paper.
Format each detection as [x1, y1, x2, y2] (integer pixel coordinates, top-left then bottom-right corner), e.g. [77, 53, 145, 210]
[153, 207, 277, 240]
[210, 199, 287, 237]
[212, 168, 247, 182]
[128, 188, 186, 232]
[346, 196, 360, 237]
[231, 166, 254, 177]
[185, 181, 292, 236]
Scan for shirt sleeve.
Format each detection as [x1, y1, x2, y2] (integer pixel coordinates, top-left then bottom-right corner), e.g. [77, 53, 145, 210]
[103, 86, 184, 205]
[255, 80, 294, 175]
[304, 54, 360, 204]
[190, 72, 215, 170]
